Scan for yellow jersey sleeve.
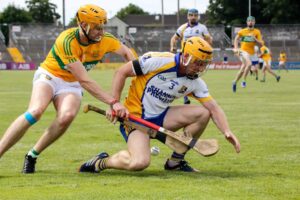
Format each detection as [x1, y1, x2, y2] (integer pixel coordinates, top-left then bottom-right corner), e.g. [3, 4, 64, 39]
[101, 33, 121, 53]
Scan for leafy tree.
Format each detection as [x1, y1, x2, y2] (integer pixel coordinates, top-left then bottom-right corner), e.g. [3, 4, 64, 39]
[206, 0, 300, 25]
[25, 0, 60, 23]
[68, 17, 77, 27]
[0, 5, 32, 23]
[262, 0, 300, 24]
[176, 8, 188, 16]
[116, 3, 149, 20]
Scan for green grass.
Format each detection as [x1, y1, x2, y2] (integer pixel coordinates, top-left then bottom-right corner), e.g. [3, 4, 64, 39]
[0, 69, 299, 200]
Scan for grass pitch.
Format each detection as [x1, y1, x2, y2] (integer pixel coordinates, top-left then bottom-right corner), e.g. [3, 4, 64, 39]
[0, 69, 299, 200]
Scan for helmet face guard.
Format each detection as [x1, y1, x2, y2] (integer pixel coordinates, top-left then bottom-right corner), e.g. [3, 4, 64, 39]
[182, 37, 213, 79]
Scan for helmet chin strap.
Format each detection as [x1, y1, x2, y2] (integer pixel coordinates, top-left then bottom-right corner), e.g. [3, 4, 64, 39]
[80, 24, 100, 44]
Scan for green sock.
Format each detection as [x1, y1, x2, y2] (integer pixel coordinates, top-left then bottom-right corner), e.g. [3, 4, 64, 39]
[27, 148, 39, 158]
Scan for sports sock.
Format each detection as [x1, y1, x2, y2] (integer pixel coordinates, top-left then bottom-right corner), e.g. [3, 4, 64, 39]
[166, 152, 186, 167]
[95, 158, 108, 172]
[27, 148, 39, 158]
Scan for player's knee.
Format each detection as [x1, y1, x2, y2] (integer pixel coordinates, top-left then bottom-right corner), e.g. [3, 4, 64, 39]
[130, 158, 150, 171]
[198, 108, 210, 125]
[57, 111, 77, 127]
[25, 107, 46, 124]
[24, 111, 39, 125]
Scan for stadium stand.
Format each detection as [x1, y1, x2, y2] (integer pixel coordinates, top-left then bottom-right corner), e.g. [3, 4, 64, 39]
[0, 30, 12, 62]
[7, 47, 26, 63]
[8, 22, 300, 65]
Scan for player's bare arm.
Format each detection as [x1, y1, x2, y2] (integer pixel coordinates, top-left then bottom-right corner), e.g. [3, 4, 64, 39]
[204, 34, 213, 45]
[233, 34, 240, 53]
[67, 61, 115, 104]
[202, 99, 241, 153]
[112, 61, 136, 101]
[170, 34, 180, 52]
[114, 44, 135, 62]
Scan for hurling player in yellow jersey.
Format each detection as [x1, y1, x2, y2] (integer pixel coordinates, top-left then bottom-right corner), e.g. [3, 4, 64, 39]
[232, 16, 263, 92]
[0, 4, 134, 173]
[259, 42, 280, 82]
[278, 50, 288, 72]
[79, 37, 240, 173]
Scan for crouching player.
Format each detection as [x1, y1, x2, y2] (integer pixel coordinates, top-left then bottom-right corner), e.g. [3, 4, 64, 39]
[79, 37, 240, 173]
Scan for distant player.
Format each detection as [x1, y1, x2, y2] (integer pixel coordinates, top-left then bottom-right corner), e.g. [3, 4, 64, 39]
[223, 53, 228, 69]
[278, 50, 288, 72]
[259, 42, 280, 82]
[170, 8, 212, 104]
[232, 16, 263, 92]
[249, 45, 260, 80]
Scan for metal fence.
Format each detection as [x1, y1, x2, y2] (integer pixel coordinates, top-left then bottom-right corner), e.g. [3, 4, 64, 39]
[6, 23, 300, 65]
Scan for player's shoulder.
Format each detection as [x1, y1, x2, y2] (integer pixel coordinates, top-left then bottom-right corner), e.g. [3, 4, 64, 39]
[57, 27, 77, 39]
[141, 52, 174, 61]
[140, 52, 175, 67]
[253, 28, 262, 34]
[238, 28, 248, 34]
[178, 23, 189, 30]
[55, 27, 78, 46]
[196, 23, 208, 29]
[103, 32, 118, 40]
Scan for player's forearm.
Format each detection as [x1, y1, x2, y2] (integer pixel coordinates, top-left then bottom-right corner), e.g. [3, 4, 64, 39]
[80, 79, 115, 105]
[112, 69, 127, 101]
[170, 36, 177, 52]
[233, 36, 239, 49]
[123, 49, 135, 62]
[210, 106, 231, 135]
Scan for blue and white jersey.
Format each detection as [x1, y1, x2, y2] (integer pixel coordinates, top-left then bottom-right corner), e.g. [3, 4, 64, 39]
[176, 22, 210, 42]
[124, 52, 212, 119]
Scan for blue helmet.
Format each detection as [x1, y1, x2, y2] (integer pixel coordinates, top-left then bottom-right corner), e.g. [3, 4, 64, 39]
[188, 8, 199, 14]
[247, 16, 255, 21]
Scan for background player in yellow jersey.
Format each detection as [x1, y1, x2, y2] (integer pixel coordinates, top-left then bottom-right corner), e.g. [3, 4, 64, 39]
[278, 50, 288, 72]
[232, 16, 263, 92]
[0, 4, 134, 173]
[79, 37, 240, 173]
[259, 43, 280, 82]
[170, 8, 212, 104]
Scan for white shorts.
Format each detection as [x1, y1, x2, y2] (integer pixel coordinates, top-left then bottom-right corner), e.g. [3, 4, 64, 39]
[238, 50, 251, 63]
[263, 60, 272, 67]
[33, 67, 83, 99]
[250, 54, 259, 62]
[279, 61, 285, 65]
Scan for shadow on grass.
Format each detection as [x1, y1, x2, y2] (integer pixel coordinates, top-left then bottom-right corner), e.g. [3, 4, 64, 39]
[1, 168, 297, 180]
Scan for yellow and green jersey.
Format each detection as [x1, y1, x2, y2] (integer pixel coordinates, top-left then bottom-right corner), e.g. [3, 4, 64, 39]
[41, 27, 121, 82]
[238, 28, 262, 55]
[260, 45, 271, 61]
[279, 53, 287, 62]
